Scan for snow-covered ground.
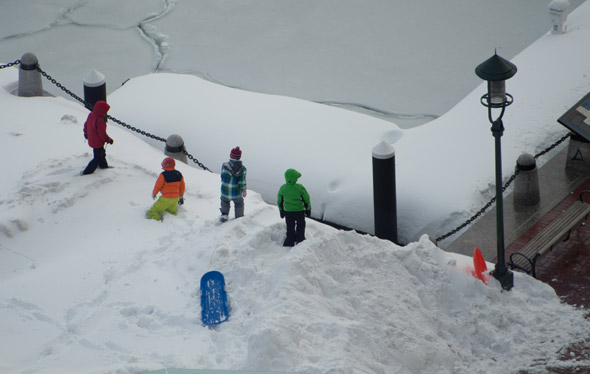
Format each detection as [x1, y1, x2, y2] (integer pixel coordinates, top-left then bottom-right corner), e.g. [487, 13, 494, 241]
[2, 1, 590, 373]
[1, 72, 589, 373]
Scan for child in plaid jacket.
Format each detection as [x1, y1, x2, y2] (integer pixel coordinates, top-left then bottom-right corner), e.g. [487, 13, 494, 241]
[219, 146, 247, 222]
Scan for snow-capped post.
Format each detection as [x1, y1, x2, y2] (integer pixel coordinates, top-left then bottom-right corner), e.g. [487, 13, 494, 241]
[83, 70, 107, 110]
[513, 153, 540, 207]
[165, 134, 188, 164]
[18, 52, 43, 97]
[548, 0, 569, 34]
[372, 141, 398, 244]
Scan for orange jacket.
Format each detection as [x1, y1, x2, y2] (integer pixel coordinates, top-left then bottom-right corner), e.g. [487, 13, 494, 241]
[153, 169, 185, 198]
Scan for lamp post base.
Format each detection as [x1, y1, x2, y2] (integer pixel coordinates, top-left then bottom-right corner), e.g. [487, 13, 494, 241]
[491, 268, 514, 290]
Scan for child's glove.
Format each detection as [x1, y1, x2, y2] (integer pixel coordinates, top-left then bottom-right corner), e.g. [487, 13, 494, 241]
[280, 209, 285, 218]
[107, 138, 114, 145]
[178, 197, 184, 205]
[152, 194, 157, 200]
[305, 210, 311, 217]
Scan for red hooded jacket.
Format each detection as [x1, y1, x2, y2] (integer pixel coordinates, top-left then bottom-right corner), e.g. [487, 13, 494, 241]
[83, 101, 112, 149]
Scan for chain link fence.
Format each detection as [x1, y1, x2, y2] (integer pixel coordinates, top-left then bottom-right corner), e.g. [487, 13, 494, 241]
[0, 60, 212, 172]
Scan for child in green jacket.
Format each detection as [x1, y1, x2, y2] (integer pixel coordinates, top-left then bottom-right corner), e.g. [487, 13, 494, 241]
[277, 168, 311, 247]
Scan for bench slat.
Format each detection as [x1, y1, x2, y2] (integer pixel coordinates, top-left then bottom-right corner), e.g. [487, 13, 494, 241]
[521, 202, 590, 253]
[510, 200, 590, 274]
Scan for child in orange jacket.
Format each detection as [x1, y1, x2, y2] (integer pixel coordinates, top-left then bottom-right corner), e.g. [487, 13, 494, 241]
[146, 157, 185, 221]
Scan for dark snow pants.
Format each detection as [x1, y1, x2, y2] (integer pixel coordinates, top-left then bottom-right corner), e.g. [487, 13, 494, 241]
[283, 211, 306, 247]
[83, 147, 109, 175]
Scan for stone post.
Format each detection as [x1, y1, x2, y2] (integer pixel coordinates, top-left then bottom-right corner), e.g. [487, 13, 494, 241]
[18, 52, 43, 97]
[165, 134, 188, 164]
[513, 153, 540, 207]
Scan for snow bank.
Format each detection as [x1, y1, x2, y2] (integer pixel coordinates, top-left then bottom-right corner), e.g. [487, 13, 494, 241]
[1, 66, 590, 373]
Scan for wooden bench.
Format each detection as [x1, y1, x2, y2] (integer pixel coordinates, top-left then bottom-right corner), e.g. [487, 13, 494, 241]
[508, 190, 590, 278]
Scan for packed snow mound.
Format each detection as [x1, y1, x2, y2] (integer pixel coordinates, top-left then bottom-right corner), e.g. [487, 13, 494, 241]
[5, 2, 590, 366]
[1, 76, 589, 374]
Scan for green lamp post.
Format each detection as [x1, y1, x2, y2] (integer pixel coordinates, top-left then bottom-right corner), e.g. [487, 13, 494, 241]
[475, 52, 517, 291]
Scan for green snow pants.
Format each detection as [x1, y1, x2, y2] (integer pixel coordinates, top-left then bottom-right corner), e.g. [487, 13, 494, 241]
[147, 197, 179, 221]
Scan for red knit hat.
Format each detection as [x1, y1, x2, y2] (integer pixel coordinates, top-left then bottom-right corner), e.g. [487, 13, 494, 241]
[230, 146, 242, 160]
[161, 157, 175, 170]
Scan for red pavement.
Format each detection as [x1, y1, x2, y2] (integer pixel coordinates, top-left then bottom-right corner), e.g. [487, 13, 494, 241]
[505, 179, 590, 373]
[505, 179, 590, 307]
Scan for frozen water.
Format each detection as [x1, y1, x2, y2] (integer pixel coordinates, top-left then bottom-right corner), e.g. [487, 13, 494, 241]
[0, 0, 585, 127]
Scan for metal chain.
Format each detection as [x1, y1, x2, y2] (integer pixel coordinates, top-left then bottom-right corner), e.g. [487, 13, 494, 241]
[0, 60, 20, 69]
[534, 133, 570, 159]
[37, 67, 85, 105]
[104, 114, 166, 142]
[435, 133, 570, 243]
[183, 149, 213, 172]
[35, 66, 212, 172]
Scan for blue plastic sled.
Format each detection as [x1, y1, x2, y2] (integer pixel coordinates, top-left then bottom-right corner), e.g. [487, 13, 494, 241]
[200, 270, 229, 325]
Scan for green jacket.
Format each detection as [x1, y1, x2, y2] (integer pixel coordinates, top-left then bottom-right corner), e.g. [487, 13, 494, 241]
[277, 169, 311, 212]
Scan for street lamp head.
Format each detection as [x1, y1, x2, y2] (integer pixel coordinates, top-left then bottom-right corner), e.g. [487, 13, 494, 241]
[475, 52, 517, 81]
[476, 52, 517, 107]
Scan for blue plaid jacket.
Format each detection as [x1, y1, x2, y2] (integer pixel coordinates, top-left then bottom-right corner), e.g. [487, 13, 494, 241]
[220, 160, 247, 201]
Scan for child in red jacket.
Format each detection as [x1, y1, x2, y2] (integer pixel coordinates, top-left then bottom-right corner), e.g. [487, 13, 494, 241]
[82, 100, 113, 175]
[147, 157, 185, 221]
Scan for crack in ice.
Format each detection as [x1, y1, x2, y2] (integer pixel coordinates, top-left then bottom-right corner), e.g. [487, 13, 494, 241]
[315, 100, 439, 122]
[137, 0, 177, 71]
